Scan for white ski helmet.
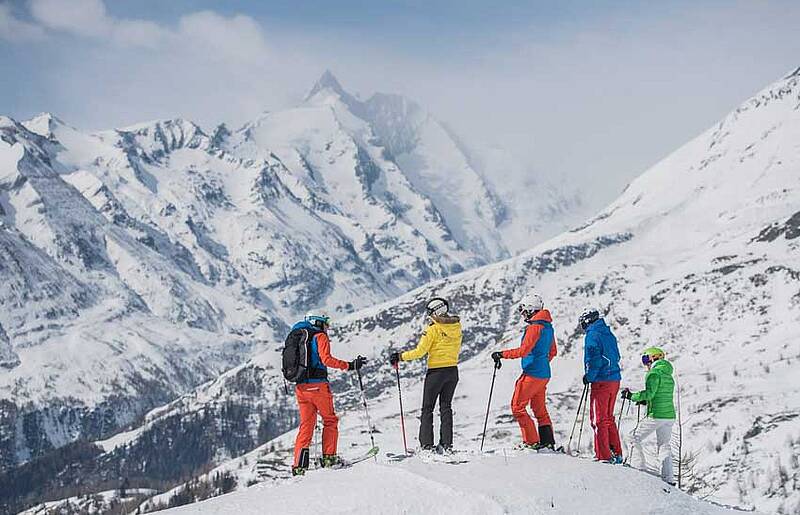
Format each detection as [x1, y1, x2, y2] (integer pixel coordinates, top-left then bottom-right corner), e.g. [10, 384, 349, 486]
[425, 297, 449, 317]
[517, 293, 544, 319]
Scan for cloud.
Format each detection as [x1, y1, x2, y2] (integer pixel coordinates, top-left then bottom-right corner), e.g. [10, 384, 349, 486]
[0, 3, 46, 42]
[29, 0, 111, 38]
[9, 0, 289, 131]
[23, 0, 270, 57]
[3, 0, 799, 211]
[177, 11, 270, 64]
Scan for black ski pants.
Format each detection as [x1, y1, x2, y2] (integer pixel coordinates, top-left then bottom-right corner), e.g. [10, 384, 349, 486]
[419, 366, 459, 448]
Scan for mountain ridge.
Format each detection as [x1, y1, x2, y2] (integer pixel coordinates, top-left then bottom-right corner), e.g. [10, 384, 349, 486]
[99, 66, 800, 515]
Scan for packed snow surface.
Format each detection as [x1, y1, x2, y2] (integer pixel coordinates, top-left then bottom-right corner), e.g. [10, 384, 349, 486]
[161, 453, 738, 515]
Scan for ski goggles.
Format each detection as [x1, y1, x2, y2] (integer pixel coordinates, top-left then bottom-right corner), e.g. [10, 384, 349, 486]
[308, 315, 331, 327]
[641, 354, 653, 366]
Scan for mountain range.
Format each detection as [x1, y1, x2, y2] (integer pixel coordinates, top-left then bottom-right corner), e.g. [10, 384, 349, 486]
[67, 66, 800, 515]
[4, 66, 799, 514]
[0, 71, 581, 484]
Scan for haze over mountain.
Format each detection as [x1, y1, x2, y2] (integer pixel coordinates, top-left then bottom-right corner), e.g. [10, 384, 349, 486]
[108, 69, 800, 513]
[6, 65, 798, 514]
[0, 71, 581, 489]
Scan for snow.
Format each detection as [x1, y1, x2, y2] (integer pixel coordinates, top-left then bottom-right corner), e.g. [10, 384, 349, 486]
[148, 67, 800, 514]
[5, 67, 800, 514]
[160, 453, 738, 515]
[0, 138, 24, 185]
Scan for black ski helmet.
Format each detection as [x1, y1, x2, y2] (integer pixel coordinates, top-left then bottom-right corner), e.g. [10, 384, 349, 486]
[425, 297, 449, 317]
[579, 309, 600, 331]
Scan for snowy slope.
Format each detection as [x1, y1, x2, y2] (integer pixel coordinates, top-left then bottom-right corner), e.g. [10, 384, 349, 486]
[159, 454, 738, 515]
[125, 67, 800, 515]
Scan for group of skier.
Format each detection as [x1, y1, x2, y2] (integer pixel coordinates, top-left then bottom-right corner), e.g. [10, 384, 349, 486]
[284, 294, 677, 486]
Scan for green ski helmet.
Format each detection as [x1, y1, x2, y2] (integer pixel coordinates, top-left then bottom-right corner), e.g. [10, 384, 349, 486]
[641, 346, 665, 366]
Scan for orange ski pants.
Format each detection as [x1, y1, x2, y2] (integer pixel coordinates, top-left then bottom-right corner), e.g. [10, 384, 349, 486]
[293, 382, 339, 466]
[510, 374, 551, 445]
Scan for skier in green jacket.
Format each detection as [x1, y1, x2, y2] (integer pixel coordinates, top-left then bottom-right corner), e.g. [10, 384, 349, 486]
[621, 346, 676, 485]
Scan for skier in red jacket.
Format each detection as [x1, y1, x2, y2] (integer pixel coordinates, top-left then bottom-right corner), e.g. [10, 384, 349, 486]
[492, 293, 558, 450]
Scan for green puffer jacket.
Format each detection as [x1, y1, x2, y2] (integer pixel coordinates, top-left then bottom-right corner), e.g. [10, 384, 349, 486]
[631, 359, 676, 419]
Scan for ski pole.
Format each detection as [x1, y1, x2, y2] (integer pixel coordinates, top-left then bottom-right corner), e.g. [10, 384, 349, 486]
[480, 360, 500, 452]
[676, 378, 683, 489]
[393, 362, 409, 455]
[624, 403, 643, 466]
[617, 396, 627, 431]
[566, 384, 589, 454]
[576, 384, 589, 456]
[356, 364, 376, 449]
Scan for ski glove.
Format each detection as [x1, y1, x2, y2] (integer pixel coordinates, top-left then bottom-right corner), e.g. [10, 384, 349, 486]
[621, 388, 632, 400]
[582, 374, 590, 385]
[491, 351, 503, 369]
[349, 355, 367, 371]
[389, 352, 401, 366]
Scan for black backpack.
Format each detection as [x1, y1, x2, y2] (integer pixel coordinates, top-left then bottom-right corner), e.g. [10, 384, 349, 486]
[282, 327, 324, 382]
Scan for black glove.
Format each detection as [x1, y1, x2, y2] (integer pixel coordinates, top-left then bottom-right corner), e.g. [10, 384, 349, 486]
[348, 355, 367, 371]
[582, 374, 590, 385]
[621, 388, 632, 400]
[491, 351, 503, 369]
[389, 352, 401, 366]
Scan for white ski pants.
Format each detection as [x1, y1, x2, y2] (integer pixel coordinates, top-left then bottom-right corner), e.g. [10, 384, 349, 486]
[629, 417, 674, 483]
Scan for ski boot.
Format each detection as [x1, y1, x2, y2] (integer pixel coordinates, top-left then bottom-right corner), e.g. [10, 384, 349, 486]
[537, 425, 556, 452]
[435, 444, 454, 455]
[319, 454, 345, 469]
[416, 445, 436, 460]
[531, 442, 556, 452]
[293, 448, 310, 476]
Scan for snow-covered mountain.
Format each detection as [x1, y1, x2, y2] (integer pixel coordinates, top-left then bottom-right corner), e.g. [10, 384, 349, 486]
[0, 71, 580, 483]
[47, 66, 800, 515]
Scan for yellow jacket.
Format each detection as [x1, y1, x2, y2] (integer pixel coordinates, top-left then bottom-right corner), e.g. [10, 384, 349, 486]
[401, 315, 462, 369]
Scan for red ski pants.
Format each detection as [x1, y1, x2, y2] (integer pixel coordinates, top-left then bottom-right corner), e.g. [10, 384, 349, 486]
[590, 380, 622, 460]
[510, 374, 551, 445]
[293, 382, 339, 467]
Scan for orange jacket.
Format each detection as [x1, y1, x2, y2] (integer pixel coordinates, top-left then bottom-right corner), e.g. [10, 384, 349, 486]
[501, 309, 557, 378]
[315, 332, 349, 371]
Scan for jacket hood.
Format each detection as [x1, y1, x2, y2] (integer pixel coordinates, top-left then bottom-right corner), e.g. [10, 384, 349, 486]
[528, 309, 552, 323]
[651, 358, 673, 375]
[587, 318, 611, 333]
[432, 314, 460, 325]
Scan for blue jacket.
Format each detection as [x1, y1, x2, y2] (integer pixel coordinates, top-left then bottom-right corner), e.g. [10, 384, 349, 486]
[583, 318, 621, 382]
[501, 309, 557, 379]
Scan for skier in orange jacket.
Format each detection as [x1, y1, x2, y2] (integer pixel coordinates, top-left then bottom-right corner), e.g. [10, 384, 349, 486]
[492, 293, 558, 450]
[291, 313, 366, 476]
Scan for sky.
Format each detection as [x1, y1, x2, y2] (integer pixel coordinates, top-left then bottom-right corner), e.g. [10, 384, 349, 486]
[1, 0, 799, 206]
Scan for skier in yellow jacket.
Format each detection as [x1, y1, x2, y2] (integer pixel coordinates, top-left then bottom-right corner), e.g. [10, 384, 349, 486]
[390, 297, 462, 453]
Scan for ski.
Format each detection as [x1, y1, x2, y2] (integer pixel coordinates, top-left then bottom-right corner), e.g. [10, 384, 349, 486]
[341, 445, 380, 466]
[386, 449, 469, 465]
[313, 445, 380, 471]
[385, 450, 414, 462]
[416, 449, 470, 465]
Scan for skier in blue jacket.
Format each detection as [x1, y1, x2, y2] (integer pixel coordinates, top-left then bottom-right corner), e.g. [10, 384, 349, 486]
[580, 309, 623, 463]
